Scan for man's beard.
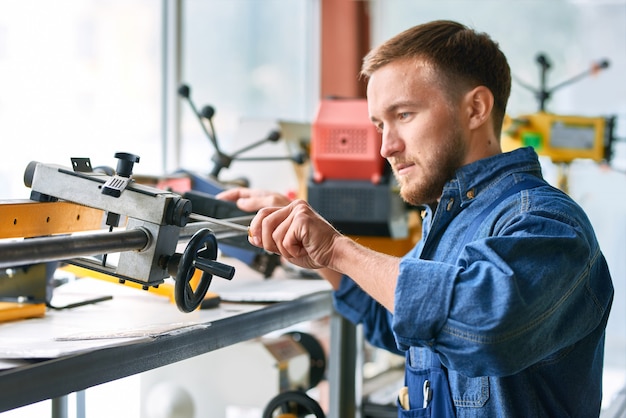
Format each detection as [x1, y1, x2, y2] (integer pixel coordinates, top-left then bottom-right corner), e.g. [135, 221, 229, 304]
[394, 127, 465, 206]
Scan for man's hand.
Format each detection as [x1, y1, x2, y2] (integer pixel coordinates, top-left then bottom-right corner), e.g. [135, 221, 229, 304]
[219, 188, 346, 289]
[215, 187, 291, 212]
[247, 199, 343, 271]
[247, 199, 399, 310]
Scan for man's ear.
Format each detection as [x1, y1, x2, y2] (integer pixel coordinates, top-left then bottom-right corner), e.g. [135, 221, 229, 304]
[464, 86, 494, 131]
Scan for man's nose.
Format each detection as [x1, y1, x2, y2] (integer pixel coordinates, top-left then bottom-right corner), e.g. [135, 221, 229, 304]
[380, 127, 403, 158]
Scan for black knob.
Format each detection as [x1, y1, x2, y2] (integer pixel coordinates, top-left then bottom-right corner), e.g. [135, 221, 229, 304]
[178, 84, 190, 98]
[267, 129, 281, 142]
[201, 105, 215, 119]
[114, 152, 140, 178]
[167, 198, 192, 227]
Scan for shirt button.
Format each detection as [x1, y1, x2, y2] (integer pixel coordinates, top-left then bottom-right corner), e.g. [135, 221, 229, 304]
[446, 198, 455, 211]
[466, 189, 475, 199]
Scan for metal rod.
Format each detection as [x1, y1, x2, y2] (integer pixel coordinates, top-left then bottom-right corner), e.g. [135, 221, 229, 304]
[180, 222, 247, 240]
[0, 229, 149, 269]
[188, 214, 252, 233]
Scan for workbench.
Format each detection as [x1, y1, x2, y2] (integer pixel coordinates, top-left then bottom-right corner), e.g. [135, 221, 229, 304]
[0, 264, 358, 417]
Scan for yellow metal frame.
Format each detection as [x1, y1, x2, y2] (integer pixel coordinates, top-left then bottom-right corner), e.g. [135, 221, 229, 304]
[0, 200, 106, 239]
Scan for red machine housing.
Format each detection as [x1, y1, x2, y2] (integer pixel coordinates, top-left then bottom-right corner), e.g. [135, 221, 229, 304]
[310, 98, 385, 184]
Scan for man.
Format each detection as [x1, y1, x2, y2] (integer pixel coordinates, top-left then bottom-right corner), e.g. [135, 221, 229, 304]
[218, 20, 613, 417]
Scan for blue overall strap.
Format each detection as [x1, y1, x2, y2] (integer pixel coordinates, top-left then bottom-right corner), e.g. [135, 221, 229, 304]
[462, 177, 546, 247]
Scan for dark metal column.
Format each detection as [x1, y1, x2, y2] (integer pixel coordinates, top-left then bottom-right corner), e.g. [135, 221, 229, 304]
[51, 396, 68, 418]
[327, 309, 360, 418]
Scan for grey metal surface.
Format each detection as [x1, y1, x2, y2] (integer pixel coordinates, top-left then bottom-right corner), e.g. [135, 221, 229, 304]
[0, 291, 335, 414]
[328, 312, 360, 418]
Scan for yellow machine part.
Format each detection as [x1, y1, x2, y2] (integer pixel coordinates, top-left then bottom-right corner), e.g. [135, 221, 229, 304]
[0, 301, 46, 323]
[502, 112, 607, 163]
[0, 200, 105, 322]
[62, 264, 221, 309]
[0, 200, 106, 239]
[348, 210, 422, 257]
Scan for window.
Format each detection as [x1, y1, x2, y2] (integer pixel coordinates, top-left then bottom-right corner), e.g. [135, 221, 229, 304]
[177, 0, 319, 194]
[0, 0, 162, 200]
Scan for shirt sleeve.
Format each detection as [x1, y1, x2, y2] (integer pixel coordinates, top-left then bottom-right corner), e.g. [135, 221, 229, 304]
[333, 275, 403, 355]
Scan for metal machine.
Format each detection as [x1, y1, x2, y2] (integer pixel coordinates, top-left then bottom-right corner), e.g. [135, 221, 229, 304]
[502, 53, 616, 193]
[0, 152, 251, 313]
[503, 53, 613, 160]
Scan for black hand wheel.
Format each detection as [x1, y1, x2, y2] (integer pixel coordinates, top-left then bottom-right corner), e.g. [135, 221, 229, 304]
[262, 390, 325, 418]
[175, 228, 219, 313]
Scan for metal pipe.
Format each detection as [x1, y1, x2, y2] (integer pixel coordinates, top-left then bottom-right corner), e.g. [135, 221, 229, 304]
[0, 229, 149, 269]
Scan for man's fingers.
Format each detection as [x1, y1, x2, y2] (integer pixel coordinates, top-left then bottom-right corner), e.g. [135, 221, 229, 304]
[247, 200, 327, 270]
[215, 188, 244, 201]
[271, 210, 301, 258]
[247, 206, 284, 249]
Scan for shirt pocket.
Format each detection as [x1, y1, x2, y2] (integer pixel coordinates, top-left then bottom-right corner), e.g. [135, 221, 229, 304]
[401, 362, 456, 418]
[396, 398, 430, 418]
[447, 372, 490, 409]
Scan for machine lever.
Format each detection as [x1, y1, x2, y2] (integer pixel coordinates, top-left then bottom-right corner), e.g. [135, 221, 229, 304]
[193, 258, 235, 280]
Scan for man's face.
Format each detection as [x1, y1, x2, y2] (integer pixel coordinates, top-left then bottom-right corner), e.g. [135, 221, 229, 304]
[367, 58, 466, 205]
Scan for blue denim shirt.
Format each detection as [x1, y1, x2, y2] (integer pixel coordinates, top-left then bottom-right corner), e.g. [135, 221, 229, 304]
[333, 147, 614, 417]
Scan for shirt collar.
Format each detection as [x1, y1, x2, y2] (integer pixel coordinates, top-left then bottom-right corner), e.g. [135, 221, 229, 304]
[443, 147, 543, 205]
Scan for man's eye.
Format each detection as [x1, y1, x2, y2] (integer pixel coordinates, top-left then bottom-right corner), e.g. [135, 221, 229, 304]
[399, 112, 410, 120]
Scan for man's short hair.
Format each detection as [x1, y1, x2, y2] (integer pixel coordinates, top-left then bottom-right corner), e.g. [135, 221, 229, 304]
[361, 20, 511, 135]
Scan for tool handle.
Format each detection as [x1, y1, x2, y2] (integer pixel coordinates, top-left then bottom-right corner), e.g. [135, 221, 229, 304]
[194, 258, 235, 280]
